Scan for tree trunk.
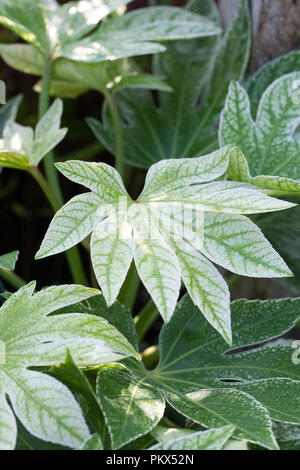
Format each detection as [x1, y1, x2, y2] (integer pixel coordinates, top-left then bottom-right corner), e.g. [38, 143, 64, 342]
[219, 0, 300, 72]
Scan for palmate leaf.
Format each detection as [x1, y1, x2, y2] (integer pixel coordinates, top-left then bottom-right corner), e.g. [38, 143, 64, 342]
[0, 282, 138, 449]
[36, 146, 294, 343]
[219, 74, 300, 195]
[0, 250, 19, 271]
[0, 99, 67, 169]
[97, 295, 300, 450]
[149, 425, 235, 451]
[89, 0, 250, 168]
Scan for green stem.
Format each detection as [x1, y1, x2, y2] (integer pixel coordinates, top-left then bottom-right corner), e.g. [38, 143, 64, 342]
[30, 166, 59, 212]
[39, 57, 63, 206]
[118, 262, 140, 311]
[37, 58, 87, 285]
[105, 91, 125, 179]
[135, 299, 159, 341]
[0, 268, 25, 290]
[30, 167, 87, 285]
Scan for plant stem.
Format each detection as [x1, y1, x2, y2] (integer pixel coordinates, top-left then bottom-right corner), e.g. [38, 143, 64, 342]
[30, 167, 88, 285]
[105, 91, 125, 179]
[37, 58, 87, 285]
[39, 57, 63, 206]
[0, 268, 25, 290]
[141, 345, 159, 369]
[118, 262, 140, 310]
[135, 299, 159, 341]
[30, 166, 59, 212]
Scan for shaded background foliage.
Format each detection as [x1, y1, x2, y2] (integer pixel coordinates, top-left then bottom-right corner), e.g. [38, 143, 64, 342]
[1, 0, 300, 312]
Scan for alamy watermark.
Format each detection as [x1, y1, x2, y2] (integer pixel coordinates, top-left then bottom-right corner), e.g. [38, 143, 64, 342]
[94, 196, 205, 250]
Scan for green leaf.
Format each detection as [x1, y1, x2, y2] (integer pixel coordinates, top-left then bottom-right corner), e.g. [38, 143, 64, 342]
[38, 147, 293, 341]
[62, 6, 220, 63]
[236, 379, 300, 425]
[79, 434, 103, 450]
[89, 0, 250, 168]
[219, 75, 300, 191]
[97, 367, 165, 449]
[0, 44, 45, 77]
[45, 0, 132, 53]
[0, 282, 139, 449]
[0, 0, 50, 53]
[0, 250, 19, 271]
[150, 425, 235, 450]
[144, 295, 300, 449]
[50, 351, 109, 448]
[165, 388, 277, 450]
[155, 295, 300, 387]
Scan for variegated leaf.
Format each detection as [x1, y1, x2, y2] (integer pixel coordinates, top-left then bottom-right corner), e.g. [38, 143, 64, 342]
[36, 192, 103, 259]
[91, 209, 134, 306]
[202, 213, 292, 278]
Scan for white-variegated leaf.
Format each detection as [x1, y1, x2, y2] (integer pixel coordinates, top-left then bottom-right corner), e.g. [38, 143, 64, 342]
[202, 213, 292, 278]
[31, 99, 67, 165]
[171, 239, 231, 344]
[2, 368, 90, 449]
[0, 392, 17, 450]
[56, 160, 128, 202]
[130, 205, 181, 322]
[152, 181, 295, 214]
[91, 209, 134, 306]
[139, 146, 232, 200]
[219, 75, 300, 190]
[0, 283, 140, 449]
[36, 192, 103, 259]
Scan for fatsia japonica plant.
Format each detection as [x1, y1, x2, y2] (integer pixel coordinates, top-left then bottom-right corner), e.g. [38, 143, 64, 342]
[0, 0, 300, 453]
